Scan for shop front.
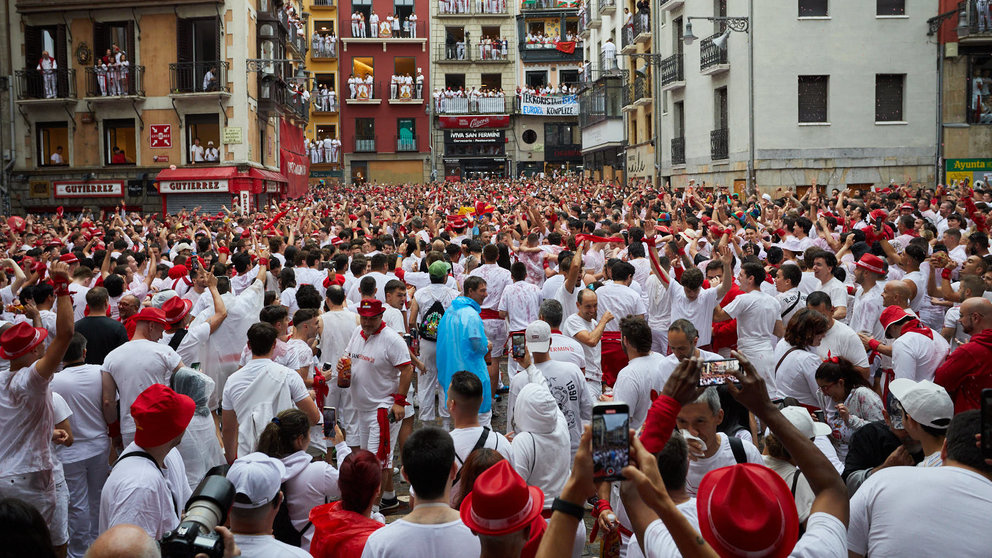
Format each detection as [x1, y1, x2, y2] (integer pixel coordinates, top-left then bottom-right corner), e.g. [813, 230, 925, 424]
[155, 166, 287, 215]
[443, 130, 509, 180]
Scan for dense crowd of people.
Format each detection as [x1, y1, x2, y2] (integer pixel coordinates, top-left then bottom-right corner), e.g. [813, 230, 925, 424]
[0, 176, 991, 558]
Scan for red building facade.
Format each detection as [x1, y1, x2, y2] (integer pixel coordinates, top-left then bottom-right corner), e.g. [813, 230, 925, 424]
[339, 0, 430, 183]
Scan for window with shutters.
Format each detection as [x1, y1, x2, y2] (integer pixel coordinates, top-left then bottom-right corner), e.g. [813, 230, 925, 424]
[876, 0, 904, 16]
[875, 74, 905, 122]
[799, 0, 828, 17]
[24, 25, 68, 98]
[798, 75, 828, 123]
[93, 21, 136, 64]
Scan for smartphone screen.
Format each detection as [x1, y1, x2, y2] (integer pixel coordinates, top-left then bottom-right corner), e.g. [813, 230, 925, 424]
[698, 359, 740, 387]
[982, 389, 992, 459]
[322, 407, 336, 438]
[511, 333, 526, 359]
[592, 403, 629, 482]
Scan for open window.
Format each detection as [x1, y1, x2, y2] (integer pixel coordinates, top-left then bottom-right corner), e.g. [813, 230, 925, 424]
[37, 122, 68, 167]
[186, 113, 221, 164]
[445, 73, 465, 90]
[23, 25, 68, 99]
[104, 118, 136, 165]
[176, 17, 222, 93]
[481, 73, 502, 92]
[94, 21, 136, 65]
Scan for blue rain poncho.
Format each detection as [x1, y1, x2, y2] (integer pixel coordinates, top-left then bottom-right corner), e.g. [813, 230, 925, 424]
[436, 296, 492, 413]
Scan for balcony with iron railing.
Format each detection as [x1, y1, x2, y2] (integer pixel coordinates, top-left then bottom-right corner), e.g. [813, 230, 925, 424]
[578, 2, 592, 36]
[170, 61, 229, 95]
[598, 0, 614, 14]
[85, 65, 144, 98]
[958, 1, 992, 42]
[387, 79, 424, 103]
[521, 0, 578, 11]
[345, 80, 381, 103]
[311, 96, 339, 114]
[621, 23, 636, 54]
[342, 20, 425, 39]
[519, 40, 582, 62]
[598, 51, 620, 76]
[15, 68, 75, 100]
[660, 52, 684, 90]
[311, 0, 335, 7]
[437, 0, 510, 16]
[396, 134, 418, 152]
[671, 136, 685, 165]
[700, 33, 729, 74]
[472, 42, 513, 62]
[711, 128, 728, 160]
[634, 12, 651, 41]
[310, 36, 338, 59]
[355, 136, 376, 152]
[288, 26, 309, 57]
[632, 74, 650, 106]
[435, 95, 512, 114]
[436, 44, 471, 62]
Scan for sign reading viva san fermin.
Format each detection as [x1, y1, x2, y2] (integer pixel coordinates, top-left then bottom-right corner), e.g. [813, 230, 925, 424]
[445, 130, 505, 143]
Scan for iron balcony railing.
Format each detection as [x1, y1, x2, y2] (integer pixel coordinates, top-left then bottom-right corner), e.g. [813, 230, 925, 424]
[633, 75, 649, 102]
[438, 0, 509, 15]
[711, 128, 729, 160]
[671, 136, 685, 165]
[346, 79, 380, 100]
[436, 44, 471, 62]
[312, 0, 335, 5]
[170, 61, 229, 94]
[634, 12, 650, 37]
[387, 79, 423, 100]
[15, 68, 75, 100]
[598, 0, 615, 13]
[599, 50, 619, 74]
[396, 135, 418, 152]
[435, 95, 510, 114]
[85, 65, 144, 97]
[700, 32, 729, 72]
[622, 23, 635, 50]
[472, 42, 512, 61]
[311, 36, 338, 59]
[660, 53, 684, 87]
[343, 19, 424, 38]
[355, 136, 376, 152]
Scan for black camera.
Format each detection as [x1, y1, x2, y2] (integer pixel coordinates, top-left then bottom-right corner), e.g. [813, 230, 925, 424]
[160, 466, 235, 558]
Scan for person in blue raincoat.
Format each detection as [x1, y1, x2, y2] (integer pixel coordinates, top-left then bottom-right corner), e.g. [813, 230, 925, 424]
[437, 275, 493, 426]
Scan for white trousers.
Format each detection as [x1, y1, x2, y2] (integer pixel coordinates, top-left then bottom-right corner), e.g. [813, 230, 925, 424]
[63, 453, 109, 557]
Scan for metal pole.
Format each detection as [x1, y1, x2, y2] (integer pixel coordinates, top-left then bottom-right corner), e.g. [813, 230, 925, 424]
[936, 35, 943, 185]
[653, 11, 662, 188]
[747, 0, 755, 196]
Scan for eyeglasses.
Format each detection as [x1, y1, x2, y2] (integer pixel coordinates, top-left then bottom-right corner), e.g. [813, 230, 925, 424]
[818, 381, 838, 393]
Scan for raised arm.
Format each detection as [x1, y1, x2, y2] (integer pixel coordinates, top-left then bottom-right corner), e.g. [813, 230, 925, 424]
[36, 261, 74, 379]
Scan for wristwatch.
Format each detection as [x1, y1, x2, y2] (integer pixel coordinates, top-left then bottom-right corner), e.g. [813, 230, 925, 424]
[551, 497, 585, 520]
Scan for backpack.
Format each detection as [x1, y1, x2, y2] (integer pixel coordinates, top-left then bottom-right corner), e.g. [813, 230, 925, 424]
[419, 299, 446, 342]
[272, 481, 312, 547]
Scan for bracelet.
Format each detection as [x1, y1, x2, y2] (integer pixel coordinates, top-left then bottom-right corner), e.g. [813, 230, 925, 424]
[941, 268, 952, 280]
[868, 339, 880, 352]
[552, 497, 585, 521]
[259, 258, 269, 267]
[391, 393, 410, 406]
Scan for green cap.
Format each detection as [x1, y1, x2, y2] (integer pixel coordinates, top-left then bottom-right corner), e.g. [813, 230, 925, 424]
[428, 260, 451, 279]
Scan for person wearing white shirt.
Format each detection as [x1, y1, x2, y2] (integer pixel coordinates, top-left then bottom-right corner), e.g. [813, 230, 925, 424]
[52, 335, 111, 558]
[540, 299, 586, 372]
[361, 428, 482, 558]
[677, 386, 764, 496]
[498, 262, 542, 335]
[189, 137, 205, 163]
[775, 263, 807, 326]
[773, 308, 831, 406]
[611, 316, 669, 430]
[595, 261, 647, 387]
[409, 262, 459, 423]
[226, 453, 312, 558]
[849, 254, 888, 342]
[99, 384, 194, 539]
[101, 308, 184, 447]
[806, 292, 870, 376]
[446, 371, 513, 503]
[716, 260, 785, 397]
[847, 410, 992, 558]
[811, 251, 848, 320]
[506, 321, 591, 455]
[864, 306, 949, 388]
[469, 246, 513, 389]
[562, 288, 614, 401]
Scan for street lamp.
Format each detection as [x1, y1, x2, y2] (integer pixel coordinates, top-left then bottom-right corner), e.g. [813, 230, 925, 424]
[682, 15, 754, 195]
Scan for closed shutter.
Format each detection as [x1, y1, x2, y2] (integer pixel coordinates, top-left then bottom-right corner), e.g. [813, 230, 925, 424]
[177, 19, 193, 63]
[94, 22, 110, 61]
[55, 25, 69, 97]
[126, 21, 136, 63]
[25, 27, 42, 68]
[875, 74, 904, 122]
[165, 193, 232, 215]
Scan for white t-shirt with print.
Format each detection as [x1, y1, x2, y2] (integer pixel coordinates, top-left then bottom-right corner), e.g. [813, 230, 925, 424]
[548, 332, 586, 371]
[562, 313, 602, 383]
[345, 325, 411, 410]
[51, 363, 110, 464]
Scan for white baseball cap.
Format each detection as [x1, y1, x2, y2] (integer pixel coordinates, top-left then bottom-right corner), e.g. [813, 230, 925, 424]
[888, 379, 954, 429]
[773, 237, 804, 253]
[151, 289, 178, 309]
[779, 406, 832, 439]
[525, 320, 551, 353]
[228, 452, 287, 508]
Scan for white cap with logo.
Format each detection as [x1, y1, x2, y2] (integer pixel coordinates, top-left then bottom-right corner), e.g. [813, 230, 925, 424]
[525, 320, 551, 353]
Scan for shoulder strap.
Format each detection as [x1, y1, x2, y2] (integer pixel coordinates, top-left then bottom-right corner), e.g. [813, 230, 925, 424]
[775, 347, 801, 375]
[781, 293, 802, 318]
[453, 427, 494, 484]
[169, 328, 188, 351]
[790, 469, 802, 496]
[115, 451, 179, 518]
[727, 435, 747, 465]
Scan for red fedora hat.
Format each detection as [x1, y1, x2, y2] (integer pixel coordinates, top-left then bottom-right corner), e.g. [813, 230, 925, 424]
[161, 296, 193, 325]
[460, 460, 543, 536]
[0, 322, 48, 360]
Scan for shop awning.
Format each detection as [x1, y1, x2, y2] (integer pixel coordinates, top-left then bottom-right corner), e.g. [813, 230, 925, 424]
[248, 167, 288, 183]
[154, 166, 238, 181]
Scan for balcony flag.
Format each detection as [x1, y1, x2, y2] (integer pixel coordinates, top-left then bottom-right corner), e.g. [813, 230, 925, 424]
[555, 41, 576, 54]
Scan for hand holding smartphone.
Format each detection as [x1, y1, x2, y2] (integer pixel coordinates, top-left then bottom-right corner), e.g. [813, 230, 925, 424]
[322, 406, 337, 438]
[592, 403, 630, 482]
[698, 358, 741, 387]
[511, 333, 526, 359]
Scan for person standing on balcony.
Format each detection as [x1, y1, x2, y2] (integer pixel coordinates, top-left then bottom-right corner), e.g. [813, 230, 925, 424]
[408, 11, 418, 37]
[364, 73, 374, 98]
[358, 11, 367, 38]
[391, 12, 400, 37]
[117, 53, 130, 96]
[636, 0, 649, 31]
[322, 136, 334, 164]
[351, 11, 359, 37]
[601, 38, 616, 72]
[390, 74, 398, 100]
[205, 141, 219, 163]
[331, 137, 341, 163]
[38, 51, 58, 98]
[348, 73, 357, 99]
[980, 0, 992, 32]
[311, 32, 320, 54]
[446, 31, 456, 60]
[623, 8, 633, 44]
[190, 137, 205, 163]
[416, 68, 424, 99]
[369, 10, 379, 38]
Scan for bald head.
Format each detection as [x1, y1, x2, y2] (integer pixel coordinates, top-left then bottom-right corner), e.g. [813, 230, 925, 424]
[85, 525, 160, 558]
[882, 281, 911, 308]
[960, 297, 992, 335]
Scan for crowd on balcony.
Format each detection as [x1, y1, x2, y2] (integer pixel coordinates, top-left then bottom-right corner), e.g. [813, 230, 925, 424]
[432, 86, 507, 113]
[306, 135, 341, 164]
[347, 73, 375, 99]
[518, 82, 576, 96]
[350, 11, 419, 38]
[478, 37, 510, 60]
[523, 31, 577, 48]
[311, 32, 338, 58]
[390, 70, 425, 99]
[284, 3, 306, 40]
[92, 46, 131, 97]
[314, 83, 337, 111]
[439, 0, 507, 14]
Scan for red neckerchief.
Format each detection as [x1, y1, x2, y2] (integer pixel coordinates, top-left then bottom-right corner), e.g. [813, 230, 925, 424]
[551, 329, 562, 334]
[901, 318, 933, 340]
[360, 320, 387, 341]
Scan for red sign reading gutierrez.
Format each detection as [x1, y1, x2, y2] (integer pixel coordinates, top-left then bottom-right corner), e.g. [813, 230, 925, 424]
[53, 181, 124, 198]
[438, 115, 510, 129]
